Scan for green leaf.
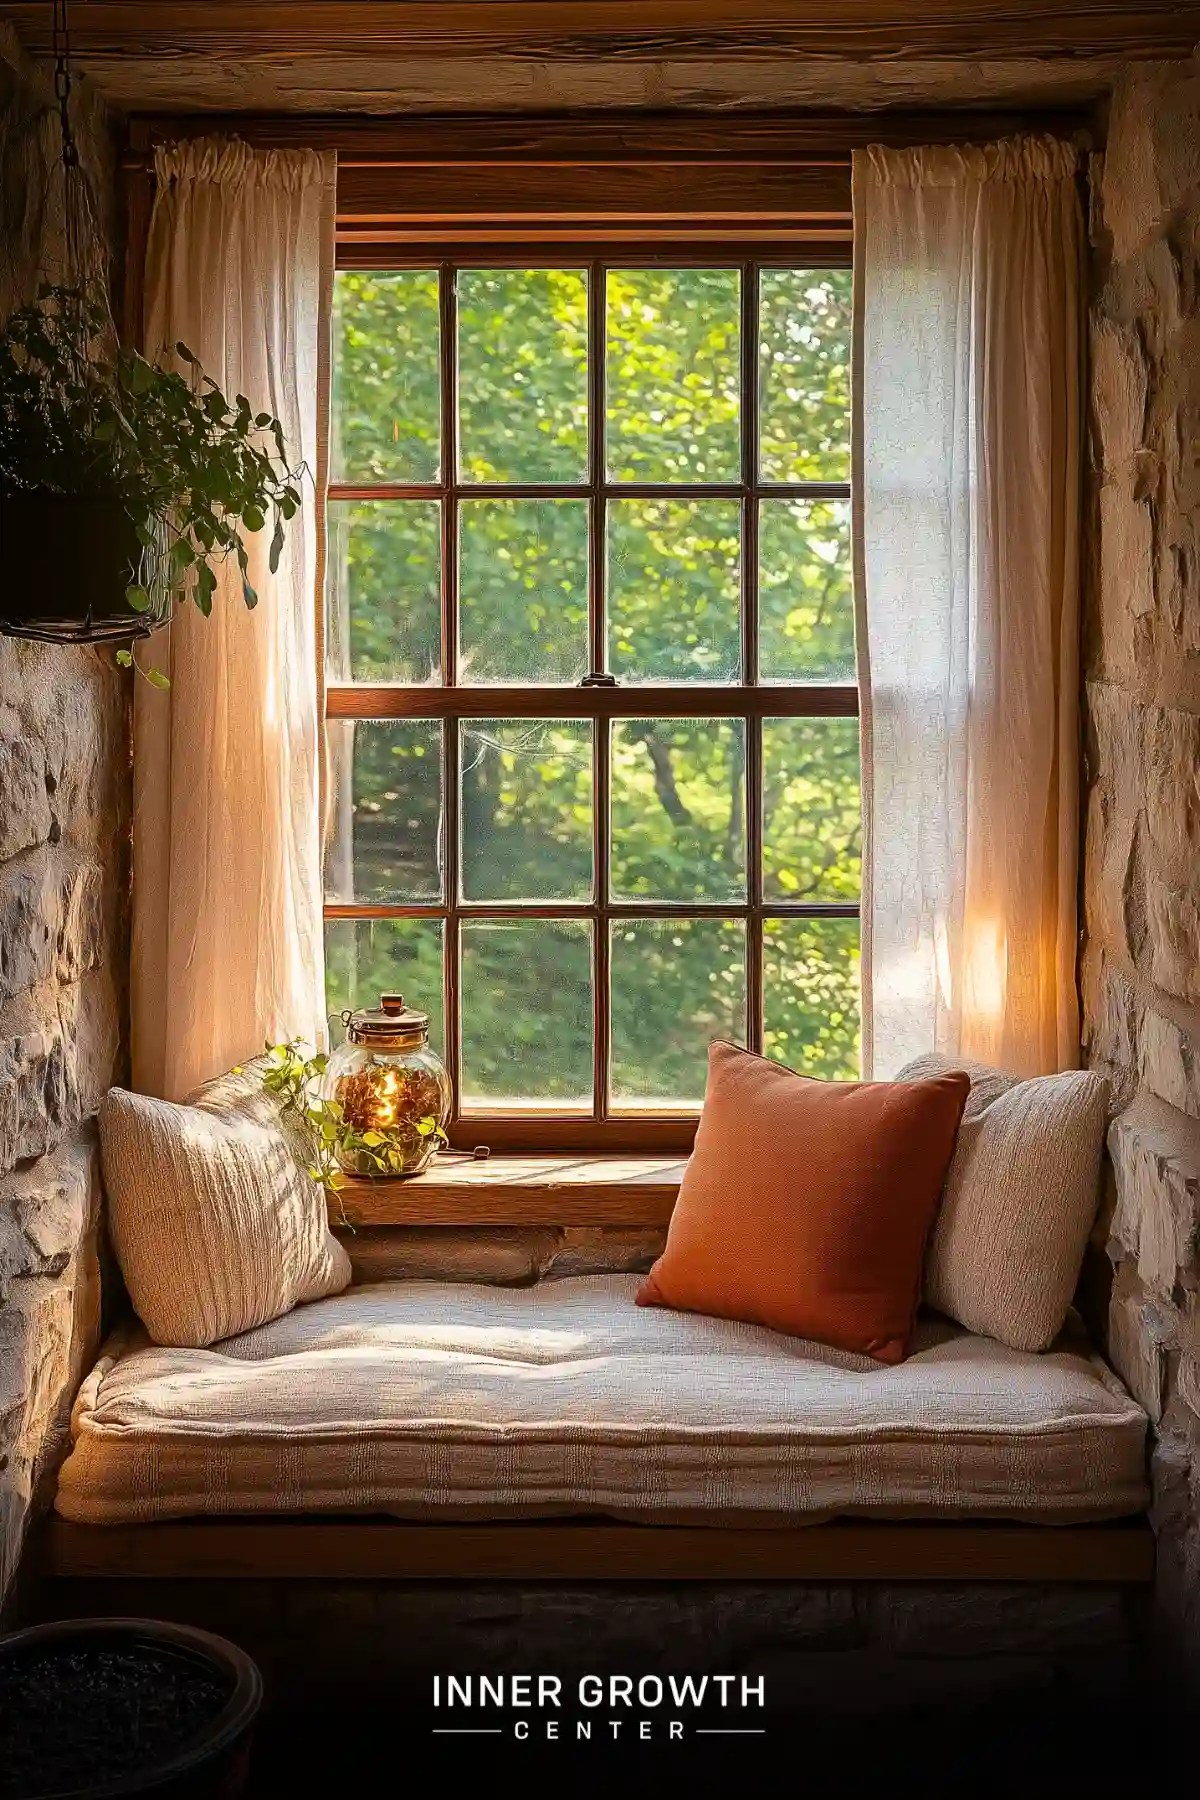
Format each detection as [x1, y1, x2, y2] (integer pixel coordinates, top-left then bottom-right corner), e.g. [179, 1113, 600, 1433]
[146, 667, 171, 690]
[242, 579, 258, 609]
[268, 518, 285, 574]
[242, 505, 265, 533]
[125, 583, 152, 613]
[176, 341, 199, 364]
[115, 648, 133, 668]
[195, 562, 217, 615]
[254, 412, 272, 428]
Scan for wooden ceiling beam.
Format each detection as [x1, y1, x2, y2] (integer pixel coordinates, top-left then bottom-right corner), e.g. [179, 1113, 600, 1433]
[123, 108, 1092, 163]
[5, 1, 1200, 63]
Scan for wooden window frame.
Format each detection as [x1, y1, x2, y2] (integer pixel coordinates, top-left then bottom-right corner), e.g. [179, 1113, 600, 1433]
[327, 242, 856, 1154]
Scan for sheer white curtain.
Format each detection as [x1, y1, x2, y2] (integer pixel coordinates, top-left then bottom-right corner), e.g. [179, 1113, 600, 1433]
[132, 139, 336, 1099]
[852, 138, 1083, 1080]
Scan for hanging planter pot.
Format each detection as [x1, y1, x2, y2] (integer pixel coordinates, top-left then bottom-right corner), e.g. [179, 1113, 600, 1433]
[0, 286, 304, 656]
[0, 6, 301, 654]
[0, 489, 165, 644]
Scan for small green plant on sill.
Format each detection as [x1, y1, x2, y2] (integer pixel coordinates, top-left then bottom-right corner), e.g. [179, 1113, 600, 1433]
[254, 1042, 448, 1205]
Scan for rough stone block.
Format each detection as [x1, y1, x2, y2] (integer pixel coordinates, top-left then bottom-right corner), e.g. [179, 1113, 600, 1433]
[0, 992, 78, 1176]
[0, 734, 51, 861]
[338, 1224, 668, 1286]
[1147, 874, 1200, 1006]
[1091, 315, 1148, 475]
[1099, 479, 1155, 625]
[1100, 69, 1171, 262]
[1084, 954, 1140, 1081]
[1142, 1008, 1200, 1120]
[542, 1227, 664, 1279]
[1087, 801, 1142, 968]
[338, 1227, 555, 1287]
[0, 1253, 101, 1601]
[1107, 1260, 1173, 1420]
[1143, 705, 1200, 892]
[1109, 1095, 1200, 1295]
[0, 849, 107, 1007]
[0, 1131, 97, 1307]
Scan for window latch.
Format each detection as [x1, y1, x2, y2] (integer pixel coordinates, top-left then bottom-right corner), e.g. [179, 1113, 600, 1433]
[580, 672, 617, 688]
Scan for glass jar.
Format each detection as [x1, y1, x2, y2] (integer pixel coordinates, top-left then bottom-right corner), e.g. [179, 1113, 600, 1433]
[321, 993, 452, 1179]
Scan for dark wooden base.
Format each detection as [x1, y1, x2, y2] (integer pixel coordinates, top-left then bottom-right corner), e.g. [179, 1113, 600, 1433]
[41, 1516, 1155, 1584]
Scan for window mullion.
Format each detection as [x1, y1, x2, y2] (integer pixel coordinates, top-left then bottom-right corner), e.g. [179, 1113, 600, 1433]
[588, 257, 611, 1122]
[439, 261, 462, 1116]
[743, 259, 764, 1054]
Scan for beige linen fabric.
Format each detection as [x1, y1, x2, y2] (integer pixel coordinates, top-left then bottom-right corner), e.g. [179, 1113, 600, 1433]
[133, 139, 336, 1100]
[852, 138, 1083, 1079]
[98, 1063, 351, 1349]
[55, 1275, 1147, 1527]
[899, 1054, 1110, 1352]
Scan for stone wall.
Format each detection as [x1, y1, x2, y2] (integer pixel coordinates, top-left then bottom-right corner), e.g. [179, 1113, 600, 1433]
[0, 31, 127, 1610]
[1083, 57, 1200, 1684]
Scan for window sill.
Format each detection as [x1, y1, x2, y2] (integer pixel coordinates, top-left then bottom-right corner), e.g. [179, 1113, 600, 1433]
[330, 1154, 685, 1228]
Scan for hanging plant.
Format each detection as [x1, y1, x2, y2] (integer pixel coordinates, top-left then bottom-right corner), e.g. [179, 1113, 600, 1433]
[0, 283, 303, 652]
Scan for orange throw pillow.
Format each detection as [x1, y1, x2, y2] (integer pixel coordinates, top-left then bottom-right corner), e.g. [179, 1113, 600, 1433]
[637, 1042, 969, 1363]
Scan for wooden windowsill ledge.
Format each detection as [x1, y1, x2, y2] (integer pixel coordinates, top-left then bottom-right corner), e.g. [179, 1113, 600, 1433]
[330, 1154, 685, 1227]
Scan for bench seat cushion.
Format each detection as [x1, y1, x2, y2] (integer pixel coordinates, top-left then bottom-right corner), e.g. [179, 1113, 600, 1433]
[54, 1275, 1149, 1527]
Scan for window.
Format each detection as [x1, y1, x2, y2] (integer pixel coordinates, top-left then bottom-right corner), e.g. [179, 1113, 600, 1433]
[324, 257, 859, 1151]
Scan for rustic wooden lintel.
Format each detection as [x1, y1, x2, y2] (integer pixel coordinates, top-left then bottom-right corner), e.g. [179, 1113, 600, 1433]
[10, 3, 1200, 65]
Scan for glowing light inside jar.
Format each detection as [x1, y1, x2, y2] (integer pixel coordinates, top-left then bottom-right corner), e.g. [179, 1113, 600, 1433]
[371, 1067, 401, 1127]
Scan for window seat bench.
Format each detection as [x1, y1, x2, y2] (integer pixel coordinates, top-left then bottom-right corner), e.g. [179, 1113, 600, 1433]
[49, 1272, 1152, 1583]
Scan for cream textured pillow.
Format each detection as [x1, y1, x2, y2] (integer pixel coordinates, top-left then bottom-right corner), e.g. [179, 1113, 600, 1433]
[897, 1054, 1110, 1352]
[99, 1062, 351, 1348]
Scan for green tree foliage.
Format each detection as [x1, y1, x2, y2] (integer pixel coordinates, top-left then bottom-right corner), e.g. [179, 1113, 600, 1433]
[324, 265, 859, 1105]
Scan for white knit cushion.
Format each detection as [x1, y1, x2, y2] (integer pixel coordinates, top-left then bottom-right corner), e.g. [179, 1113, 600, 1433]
[99, 1064, 351, 1349]
[897, 1055, 1110, 1352]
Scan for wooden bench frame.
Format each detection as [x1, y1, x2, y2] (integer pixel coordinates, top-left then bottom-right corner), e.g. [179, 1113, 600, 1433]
[41, 1518, 1155, 1585]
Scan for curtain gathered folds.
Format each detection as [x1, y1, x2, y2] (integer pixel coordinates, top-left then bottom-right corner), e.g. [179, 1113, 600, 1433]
[851, 137, 1083, 1079]
[132, 139, 336, 1100]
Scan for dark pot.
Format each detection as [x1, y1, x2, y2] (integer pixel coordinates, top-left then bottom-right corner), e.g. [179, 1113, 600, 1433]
[0, 491, 161, 644]
[0, 1617, 262, 1800]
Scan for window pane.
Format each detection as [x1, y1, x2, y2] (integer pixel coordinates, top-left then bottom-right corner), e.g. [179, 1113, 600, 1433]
[606, 269, 741, 483]
[331, 270, 440, 483]
[460, 920, 593, 1109]
[607, 499, 741, 683]
[324, 719, 443, 904]
[762, 717, 861, 902]
[460, 719, 593, 902]
[458, 269, 588, 483]
[759, 499, 854, 684]
[763, 917, 860, 1079]
[758, 268, 851, 483]
[324, 917, 444, 1054]
[458, 498, 589, 684]
[610, 719, 746, 902]
[610, 918, 746, 1107]
[326, 500, 441, 685]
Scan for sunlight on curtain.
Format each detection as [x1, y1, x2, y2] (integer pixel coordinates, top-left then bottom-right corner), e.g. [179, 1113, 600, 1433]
[133, 139, 335, 1099]
[852, 137, 1083, 1078]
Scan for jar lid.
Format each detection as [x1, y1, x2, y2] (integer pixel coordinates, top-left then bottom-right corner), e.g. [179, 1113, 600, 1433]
[344, 993, 429, 1043]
